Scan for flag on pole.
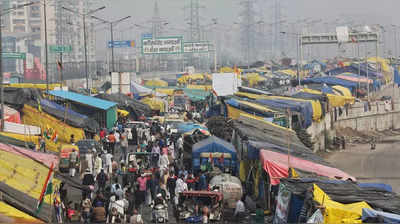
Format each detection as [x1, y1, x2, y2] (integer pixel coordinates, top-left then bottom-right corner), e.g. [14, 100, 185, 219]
[36, 162, 54, 214]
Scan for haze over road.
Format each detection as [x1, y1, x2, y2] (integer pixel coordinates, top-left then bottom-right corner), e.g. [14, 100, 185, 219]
[327, 135, 400, 193]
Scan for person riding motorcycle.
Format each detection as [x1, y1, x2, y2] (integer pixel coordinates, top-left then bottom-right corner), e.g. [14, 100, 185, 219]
[152, 193, 168, 223]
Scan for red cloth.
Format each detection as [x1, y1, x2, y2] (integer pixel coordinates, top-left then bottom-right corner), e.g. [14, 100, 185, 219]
[100, 130, 106, 139]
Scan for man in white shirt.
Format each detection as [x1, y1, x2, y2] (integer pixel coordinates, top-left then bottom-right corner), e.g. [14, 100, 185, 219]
[105, 152, 113, 175]
[174, 175, 188, 206]
[94, 154, 102, 178]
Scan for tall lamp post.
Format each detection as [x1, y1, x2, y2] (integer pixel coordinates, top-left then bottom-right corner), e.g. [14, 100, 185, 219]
[62, 6, 105, 94]
[90, 15, 131, 73]
[281, 31, 301, 86]
[0, 2, 36, 131]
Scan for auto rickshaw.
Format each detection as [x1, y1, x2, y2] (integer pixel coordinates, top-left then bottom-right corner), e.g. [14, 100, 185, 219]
[177, 191, 223, 223]
[58, 144, 79, 172]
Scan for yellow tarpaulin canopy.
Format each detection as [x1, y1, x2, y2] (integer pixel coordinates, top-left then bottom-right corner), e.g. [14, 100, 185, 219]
[368, 57, 391, 73]
[155, 88, 175, 96]
[219, 67, 235, 73]
[0, 202, 42, 223]
[235, 92, 322, 121]
[302, 88, 355, 108]
[117, 109, 129, 117]
[141, 97, 165, 112]
[5, 83, 61, 90]
[186, 85, 212, 91]
[178, 74, 205, 83]
[144, 79, 168, 87]
[313, 184, 371, 224]
[242, 73, 267, 87]
[332, 85, 352, 97]
[236, 99, 276, 113]
[227, 104, 266, 121]
[22, 105, 85, 152]
[278, 69, 297, 76]
[0, 150, 60, 204]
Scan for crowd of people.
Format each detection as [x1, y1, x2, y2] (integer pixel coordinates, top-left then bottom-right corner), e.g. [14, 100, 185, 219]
[59, 119, 220, 223]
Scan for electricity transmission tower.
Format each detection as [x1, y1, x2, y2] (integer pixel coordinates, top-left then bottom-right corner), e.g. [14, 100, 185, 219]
[239, 0, 256, 68]
[184, 0, 203, 68]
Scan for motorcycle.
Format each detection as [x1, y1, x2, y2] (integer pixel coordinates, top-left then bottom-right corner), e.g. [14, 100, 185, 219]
[151, 202, 169, 223]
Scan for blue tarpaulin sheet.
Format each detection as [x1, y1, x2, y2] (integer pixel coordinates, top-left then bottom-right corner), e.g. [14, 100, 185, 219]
[40, 99, 88, 119]
[302, 76, 358, 91]
[256, 98, 313, 128]
[326, 64, 382, 78]
[358, 183, 393, 192]
[362, 208, 400, 223]
[176, 122, 208, 134]
[192, 136, 237, 171]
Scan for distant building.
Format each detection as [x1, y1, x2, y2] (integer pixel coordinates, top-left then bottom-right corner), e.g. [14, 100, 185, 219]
[1, 0, 97, 81]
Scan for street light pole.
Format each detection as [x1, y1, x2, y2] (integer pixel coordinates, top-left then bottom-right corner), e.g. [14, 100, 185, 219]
[110, 23, 115, 72]
[91, 15, 131, 74]
[83, 15, 89, 93]
[44, 0, 49, 93]
[62, 6, 105, 94]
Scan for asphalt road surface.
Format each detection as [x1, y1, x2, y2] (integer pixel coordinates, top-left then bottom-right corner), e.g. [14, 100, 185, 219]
[326, 135, 400, 193]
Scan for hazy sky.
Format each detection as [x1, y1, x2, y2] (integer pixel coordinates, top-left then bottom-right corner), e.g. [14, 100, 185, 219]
[80, 0, 400, 60]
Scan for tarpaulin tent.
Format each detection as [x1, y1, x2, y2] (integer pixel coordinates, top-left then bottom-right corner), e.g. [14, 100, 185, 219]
[0, 142, 58, 168]
[140, 97, 166, 112]
[95, 93, 152, 118]
[0, 201, 42, 223]
[225, 98, 276, 120]
[144, 79, 168, 87]
[22, 104, 85, 152]
[281, 178, 400, 215]
[313, 184, 371, 224]
[48, 90, 118, 129]
[358, 183, 393, 192]
[192, 136, 238, 172]
[259, 149, 354, 185]
[336, 73, 373, 84]
[39, 99, 99, 132]
[176, 122, 208, 134]
[131, 81, 153, 96]
[183, 89, 211, 102]
[302, 76, 358, 91]
[0, 150, 60, 222]
[362, 208, 400, 223]
[256, 98, 314, 128]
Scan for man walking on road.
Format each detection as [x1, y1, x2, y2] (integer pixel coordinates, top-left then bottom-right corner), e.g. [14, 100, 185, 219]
[69, 149, 78, 177]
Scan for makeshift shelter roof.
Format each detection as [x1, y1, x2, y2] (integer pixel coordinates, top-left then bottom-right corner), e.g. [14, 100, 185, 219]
[336, 73, 373, 84]
[313, 184, 372, 224]
[256, 98, 314, 128]
[48, 90, 117, 110]
[233, 115, 312, 160]
[260, 150, 354, 185]
[281, 178, 400, 215]
[95, 93, 152, 117]
[362, 208, 400, 223]
[0, 149, 60, 222]
[176, 122, 208, 134]
[192, 136, 237, 160]
[131, 81, 153, 95]
[302, 76, 359, 91]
